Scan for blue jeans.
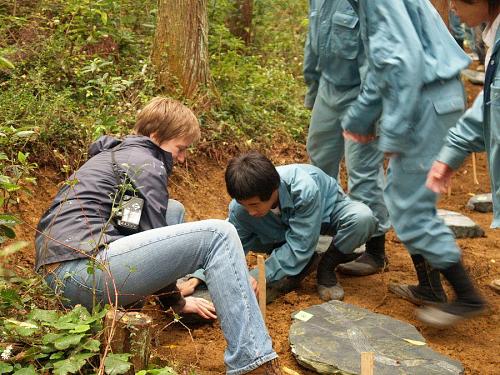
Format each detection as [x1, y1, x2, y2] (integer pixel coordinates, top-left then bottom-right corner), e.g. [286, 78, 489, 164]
[45, 200, 276, 374]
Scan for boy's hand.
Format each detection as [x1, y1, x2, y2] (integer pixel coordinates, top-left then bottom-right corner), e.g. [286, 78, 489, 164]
[250, 275, 259, 298]
[178, 277, 202, 296]
[181, 296, 217, 320]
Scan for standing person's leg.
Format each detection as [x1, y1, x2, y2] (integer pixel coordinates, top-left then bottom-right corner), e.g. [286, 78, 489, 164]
[307, 79, 346, 179]
[46, 219, 277, 374]
[316, 196, 377, 301]
[338, 138, 390, 275]
[384, 78, 485, 326]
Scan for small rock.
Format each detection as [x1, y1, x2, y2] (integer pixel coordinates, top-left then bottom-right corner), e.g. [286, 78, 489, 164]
[289, 300, 464, 374]
[466, 193, 493, 213]
[316, 235, 365, 254]
[437, 209, 485, 238]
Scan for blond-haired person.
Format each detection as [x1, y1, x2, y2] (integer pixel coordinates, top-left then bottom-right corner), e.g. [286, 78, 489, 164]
[35, 97, 281, 375]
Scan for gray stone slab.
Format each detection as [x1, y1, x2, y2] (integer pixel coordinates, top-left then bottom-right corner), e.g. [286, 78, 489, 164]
[437, 209, 485, 238]
[466, 193, 493, 213]
[289, 301, 464, 375]
[461, 69, 485, 85]
[316, 235, 365, 255]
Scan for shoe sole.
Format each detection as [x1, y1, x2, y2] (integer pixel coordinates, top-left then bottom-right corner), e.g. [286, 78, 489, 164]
[388, 284, 445, 306]
[336, 263, 388, 276]
[416, 305, 486, 328]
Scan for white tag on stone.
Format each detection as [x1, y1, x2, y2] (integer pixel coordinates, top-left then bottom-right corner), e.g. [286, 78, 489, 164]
[294, 311, 314, 322]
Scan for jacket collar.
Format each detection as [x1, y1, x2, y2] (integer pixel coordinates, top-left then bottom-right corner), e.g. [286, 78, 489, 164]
[278, 179, 294, 211]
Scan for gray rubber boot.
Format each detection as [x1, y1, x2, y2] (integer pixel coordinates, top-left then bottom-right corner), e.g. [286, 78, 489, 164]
[316, 242, 357, 301]
[389, 254, 447, 306]
[337, 234, 387, 276]
[416, 260, 486, 328]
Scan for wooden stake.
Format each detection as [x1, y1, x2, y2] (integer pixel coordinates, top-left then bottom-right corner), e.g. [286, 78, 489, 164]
[257, 255, 266, 320]
[103, 310, 153, 374]
[361, 352, 374, 375]
[472, 152, 479, 185]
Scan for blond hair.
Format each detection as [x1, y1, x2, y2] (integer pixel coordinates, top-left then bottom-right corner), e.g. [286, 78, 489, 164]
[133, 97, 201, 144]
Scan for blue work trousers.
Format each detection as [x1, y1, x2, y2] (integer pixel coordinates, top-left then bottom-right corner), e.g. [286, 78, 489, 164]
[307, 77, 389, 236]
[45, 200, 276, 375]
[384, 78, 465, 269]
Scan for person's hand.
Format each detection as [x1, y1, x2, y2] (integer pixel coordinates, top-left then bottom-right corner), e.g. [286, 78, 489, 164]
[181, 296, 217, 320]
[384, 152, 399, 158]
[343, 130, 376, 144]
[177, 278, 202, 297]
[249, 275, 259, 298]
[426, 161, 454, 194]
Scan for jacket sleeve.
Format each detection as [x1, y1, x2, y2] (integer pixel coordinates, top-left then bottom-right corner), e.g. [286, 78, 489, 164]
[362, 0, 425, 153]
[303, 10, 320, 109]
[341, 65, 383, 135]
[261, 182, 322, 283]
[438, 92, 487, 170]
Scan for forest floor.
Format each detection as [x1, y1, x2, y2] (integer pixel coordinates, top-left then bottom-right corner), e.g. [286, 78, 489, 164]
[6, 72, 499, 375]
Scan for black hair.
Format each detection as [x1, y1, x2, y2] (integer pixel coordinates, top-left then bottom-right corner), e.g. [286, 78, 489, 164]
[225, 151, 280, 201]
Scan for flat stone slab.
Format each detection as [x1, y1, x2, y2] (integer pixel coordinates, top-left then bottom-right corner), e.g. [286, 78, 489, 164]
[289, 301, 464, 374]
[466, 193, 493, 213]
[461, 69, 485, 85]
[437, 209, 485, 238]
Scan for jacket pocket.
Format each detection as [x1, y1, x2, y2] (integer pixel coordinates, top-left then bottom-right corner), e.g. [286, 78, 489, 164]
[330, 12, 359, 60]
[490, 84, 500, 143]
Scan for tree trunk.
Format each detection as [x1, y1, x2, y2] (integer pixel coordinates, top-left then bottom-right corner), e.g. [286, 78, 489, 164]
[430, 0, 450, 28]
[151, 0, 210, 98]
[228, 0, 254, 45]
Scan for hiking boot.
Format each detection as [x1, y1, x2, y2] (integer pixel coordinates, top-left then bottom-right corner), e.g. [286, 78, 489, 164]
[337, 234, 387, 276]
[245, 358, 282, 375]
[416, 260, 486, 328]
[316, 242, 356, 301]
[389, 254, 447, 305]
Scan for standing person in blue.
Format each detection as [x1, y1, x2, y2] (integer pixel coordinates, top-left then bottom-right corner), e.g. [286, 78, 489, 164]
[304, 0, 390, 276]
[342, 0, 486, 327]
[224, 152, 378, 301]
[427, 0, 500, 296]
[35, 97, 282, 375]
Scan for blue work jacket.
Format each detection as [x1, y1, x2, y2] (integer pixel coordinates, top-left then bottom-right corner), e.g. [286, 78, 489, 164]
[303, 0, 365, 108]
[439, 27, 500, 228]
[342, 0, 470, 153]
[228, 164, 342, 282]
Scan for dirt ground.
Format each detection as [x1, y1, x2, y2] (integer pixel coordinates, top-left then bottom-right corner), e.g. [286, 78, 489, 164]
[7, 75, 499, 374]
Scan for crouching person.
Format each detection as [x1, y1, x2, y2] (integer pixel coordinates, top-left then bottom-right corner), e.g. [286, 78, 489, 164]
[35, 97, 281, 375]
[225, 152, 377, 301]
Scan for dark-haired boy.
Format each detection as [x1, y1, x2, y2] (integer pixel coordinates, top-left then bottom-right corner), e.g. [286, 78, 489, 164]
[222, 152, 378, 301]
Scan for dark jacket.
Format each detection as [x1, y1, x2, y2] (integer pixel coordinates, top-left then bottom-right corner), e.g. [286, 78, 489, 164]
[35, 135, 173, 271]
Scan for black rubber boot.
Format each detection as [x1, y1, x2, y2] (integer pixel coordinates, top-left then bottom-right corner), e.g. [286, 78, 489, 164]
[316, 242, 357, 301]
[416, 260, 486, 328]
[266, 254, 319, 304]
[389, 254, 447, 305]
[337, 234, 387, 276]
